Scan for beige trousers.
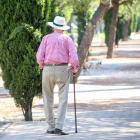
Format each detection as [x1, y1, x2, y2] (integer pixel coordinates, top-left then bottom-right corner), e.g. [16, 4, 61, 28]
[42, 65, 71, 131]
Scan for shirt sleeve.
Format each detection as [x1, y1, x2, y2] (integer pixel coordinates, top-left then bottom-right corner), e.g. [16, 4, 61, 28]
[36, 37, 46, 69]
[68, 37, 79, 71]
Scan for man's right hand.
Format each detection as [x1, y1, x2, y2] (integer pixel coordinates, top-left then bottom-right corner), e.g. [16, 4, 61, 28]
[72, 70, 78, 73]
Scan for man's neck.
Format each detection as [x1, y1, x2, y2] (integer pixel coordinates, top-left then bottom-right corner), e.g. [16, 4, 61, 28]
[53, 28, 64, 33]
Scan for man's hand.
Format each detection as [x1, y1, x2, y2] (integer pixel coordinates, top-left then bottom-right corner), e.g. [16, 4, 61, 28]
[72, 70, 78, 73]
[71, 65, 79, 74]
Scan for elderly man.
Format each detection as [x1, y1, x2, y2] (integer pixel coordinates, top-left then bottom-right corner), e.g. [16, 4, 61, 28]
[36, 16, 79, 135]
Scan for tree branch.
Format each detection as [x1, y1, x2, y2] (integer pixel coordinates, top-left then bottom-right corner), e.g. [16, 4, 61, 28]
[119, 0, 132, 6]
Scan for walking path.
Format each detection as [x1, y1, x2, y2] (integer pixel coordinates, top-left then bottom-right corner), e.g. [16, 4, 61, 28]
[0, 34, 140, 139]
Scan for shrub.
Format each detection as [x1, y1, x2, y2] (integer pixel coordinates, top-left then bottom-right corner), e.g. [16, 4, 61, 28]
[0, 0, 57, 121]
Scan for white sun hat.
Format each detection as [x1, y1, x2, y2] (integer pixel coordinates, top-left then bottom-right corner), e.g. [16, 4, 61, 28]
[48, 16, 70, 30]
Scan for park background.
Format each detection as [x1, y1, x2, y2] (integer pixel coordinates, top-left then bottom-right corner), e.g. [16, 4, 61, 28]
[0, 0, 140, 139]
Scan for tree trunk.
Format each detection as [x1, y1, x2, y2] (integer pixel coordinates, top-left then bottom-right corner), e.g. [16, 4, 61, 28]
[107, 1, 119, 58]
[23, 100, 33, 121]
[122, 18, 130, 41]
[74, 2, 111, 81]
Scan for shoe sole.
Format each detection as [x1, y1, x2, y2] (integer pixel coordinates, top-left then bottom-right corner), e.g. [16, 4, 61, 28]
[47, 130, 55, 134]
[55, 132, 69, 135]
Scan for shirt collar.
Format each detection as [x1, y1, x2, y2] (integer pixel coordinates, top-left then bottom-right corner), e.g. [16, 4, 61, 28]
[54, 30, 63, 34]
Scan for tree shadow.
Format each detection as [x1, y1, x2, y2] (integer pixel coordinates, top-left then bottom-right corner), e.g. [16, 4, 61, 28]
[2, 98, 140, 139]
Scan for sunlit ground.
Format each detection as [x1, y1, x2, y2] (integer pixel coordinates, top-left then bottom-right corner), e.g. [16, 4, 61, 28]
[0, 34, 140, 139]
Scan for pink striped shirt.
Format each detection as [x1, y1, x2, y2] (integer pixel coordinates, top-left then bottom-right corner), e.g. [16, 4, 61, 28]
[36, 30, 79, 71]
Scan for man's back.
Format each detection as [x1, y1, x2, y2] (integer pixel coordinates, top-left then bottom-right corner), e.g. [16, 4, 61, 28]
[43, 30, 70, 64]
[36, 30, 79, 70]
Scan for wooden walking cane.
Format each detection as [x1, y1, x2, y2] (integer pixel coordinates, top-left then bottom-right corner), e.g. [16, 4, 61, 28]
[73, 73, 77, 133]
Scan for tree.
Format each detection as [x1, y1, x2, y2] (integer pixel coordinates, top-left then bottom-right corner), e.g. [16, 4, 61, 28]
[0, 0, 57, 121]
[126, 1, 140, 37]
[118, 3, 132, 41]
[122, 18, 131, 41]
[73, 0, 93, 45]
[56, 0, 74, 23]
[104, 8, 113, 46]
[137, 18, 140, 32]
[104, 8, 123, 47]
[55, 0, 74, 37]
[75, 0, 111, 81]
[116, 16, 123, 45]
[107, 0, 133, 58]
[136, 0, 140, 32]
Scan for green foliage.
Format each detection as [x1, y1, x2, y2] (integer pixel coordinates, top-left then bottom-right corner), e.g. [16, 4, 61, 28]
[136, 17, 140, 32]
[45, 0, 58, 33]
[104, 7, 123, 46]
[128, 19, 132, 36]
[55, 0, 73, 23]
[129, 7, 134, 33]
[116, 16, 123, 45]
[133, 13, 138, 32]
[120, 0, 140, 35]
[73, 0, 93, 45]
[118, 3, 132, 21]
[128, 11, 139, 35]
[0, 0, 57, 118]
[7, 24, 41, 43]
[103, 7, 113, 46]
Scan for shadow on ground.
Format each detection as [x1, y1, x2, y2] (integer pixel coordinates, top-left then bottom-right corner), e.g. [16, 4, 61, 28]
[2, 98, 140, 139]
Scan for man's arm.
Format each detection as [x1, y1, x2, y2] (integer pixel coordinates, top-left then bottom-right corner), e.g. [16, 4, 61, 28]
[68, 38, 79, 72]
[36, 37, 46, 69]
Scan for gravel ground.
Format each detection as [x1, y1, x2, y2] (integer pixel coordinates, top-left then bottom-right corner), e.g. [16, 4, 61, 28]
[0, 124, 4, 128]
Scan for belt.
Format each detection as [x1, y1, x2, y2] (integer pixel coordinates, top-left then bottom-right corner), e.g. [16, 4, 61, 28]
[44, 63, 68, 66]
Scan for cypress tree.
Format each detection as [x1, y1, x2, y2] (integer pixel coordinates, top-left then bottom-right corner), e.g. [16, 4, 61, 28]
[103, 7, 113, 46]
[73, 0, 93, 45]
[104, 7, 123, 47]
[133, 13, 138, 32]
[136, 17, 140, 32]
[116, 16, 123, 45]
[0, 0, 57, 121]
[128, 19, 132, 36]
[128, 9, 134, 36]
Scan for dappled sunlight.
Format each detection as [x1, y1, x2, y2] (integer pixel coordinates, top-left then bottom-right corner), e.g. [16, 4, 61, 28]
[79, 53, 140, 87]
[130, 122, 140, 127]
[78, 76, 140, 86]
[2, 104, 140, 139]
[1, 34, 140, 139]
